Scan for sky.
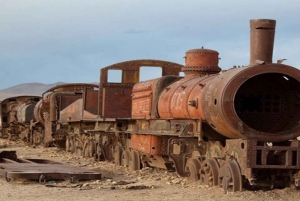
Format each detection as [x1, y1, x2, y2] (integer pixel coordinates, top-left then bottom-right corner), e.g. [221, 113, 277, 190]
[1, 0, 300, 89]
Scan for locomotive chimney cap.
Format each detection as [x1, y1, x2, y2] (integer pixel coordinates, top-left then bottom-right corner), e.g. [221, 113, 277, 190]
[250, 19, 276, 29]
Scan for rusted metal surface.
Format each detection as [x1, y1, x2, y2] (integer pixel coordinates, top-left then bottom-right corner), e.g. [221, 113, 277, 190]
[42, 83, 98, 95]
[0, 151, 101, 182]
[98, 59, 183, 118]
[184, 158, 201, 182]
[35, 83, 99, 125]
[250, 19, 276, 65]
[0, 96, 41, 127]
[204, 65, 300, 141]
[199, 158, 219, 187]
[38, 83, 99, 145]
[84, 89, 99, 116]
[49, 92, 82, 122]
[132, 75, 181, 119]
[221, 138, 300, 189]
[183, 47, 221, 77]
[131, 134, 169, 155]
[129, 150, 141, 171]
[156, 19, 300, 142]
[219, 160, 242, 192]
[33, 99, 44, 126]
[158, 75, 214, 119]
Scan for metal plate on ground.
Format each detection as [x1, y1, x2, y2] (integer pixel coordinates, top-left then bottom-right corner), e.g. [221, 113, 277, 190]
[0, 151, 101, 182]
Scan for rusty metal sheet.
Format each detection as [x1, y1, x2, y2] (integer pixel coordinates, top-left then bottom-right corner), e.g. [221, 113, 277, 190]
[42, 83, 98, 96]
[0, 151, 101, 182]
[132, 76, 181, 119]
[59, 99, 83, 122]
[131, 134, 169, 155]
[102, 87, 133, 118]
[84, 90, 98, 115]
[158, 75, 215, 119]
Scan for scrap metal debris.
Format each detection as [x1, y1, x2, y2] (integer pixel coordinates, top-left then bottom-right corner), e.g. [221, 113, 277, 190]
[0, 151, 101, 183]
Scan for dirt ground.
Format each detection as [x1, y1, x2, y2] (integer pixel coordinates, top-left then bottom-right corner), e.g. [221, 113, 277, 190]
[0, 140, 300, 201]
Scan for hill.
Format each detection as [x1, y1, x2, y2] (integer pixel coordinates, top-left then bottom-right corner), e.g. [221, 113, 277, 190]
[0, 82, 65, 101]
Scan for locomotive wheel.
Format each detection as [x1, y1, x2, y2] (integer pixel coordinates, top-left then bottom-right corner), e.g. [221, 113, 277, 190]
[199, 158, 219, 186]
[66, 136, 70, 152]
[184, 158, 201, 182]
[129, 150, 141, 171]
[66, 136, 75, 153]
[218, 160, 242, 192]
[114, 145, 123, 165]
[94, 145, 105, 161]
[121, 150, 130, 167]
[83, 142, 88, 157]
[83, 140, 95, 158]
[74, 139, 82, 156]
[66, 136, 72, 152]
[88, 140, 96, 158]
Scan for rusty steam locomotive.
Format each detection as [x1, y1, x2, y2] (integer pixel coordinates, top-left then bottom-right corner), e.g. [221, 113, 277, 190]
[1, 19, 300, 191]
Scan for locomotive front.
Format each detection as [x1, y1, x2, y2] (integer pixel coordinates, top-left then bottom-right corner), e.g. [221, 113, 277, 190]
[131, 19, 300, 191]
[158, 19, 300, 142]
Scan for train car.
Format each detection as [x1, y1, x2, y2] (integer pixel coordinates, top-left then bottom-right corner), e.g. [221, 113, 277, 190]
[75, 19, 300, 192]
[64, 60, 183, 159]
[0, 95, 41, 142]
[129, 19, 300, 191]
[3, 18, 300, 192]
[33, 83, 99, 147]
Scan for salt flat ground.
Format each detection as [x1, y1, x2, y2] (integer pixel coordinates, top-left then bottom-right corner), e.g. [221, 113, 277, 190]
[0, 140, 299, 201]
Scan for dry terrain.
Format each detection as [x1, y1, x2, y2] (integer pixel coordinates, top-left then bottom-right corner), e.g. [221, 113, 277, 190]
[0, 139, 299, 201]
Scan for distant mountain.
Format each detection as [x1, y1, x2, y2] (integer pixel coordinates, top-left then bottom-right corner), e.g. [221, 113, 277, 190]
[0, 82, 66, 101]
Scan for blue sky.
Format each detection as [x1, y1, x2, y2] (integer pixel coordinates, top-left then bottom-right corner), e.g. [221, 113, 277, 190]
[1, 0, 300, 89]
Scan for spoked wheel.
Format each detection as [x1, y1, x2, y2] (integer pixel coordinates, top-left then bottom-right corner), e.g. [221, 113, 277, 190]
[121, 150, 130, 167]
[129, 150, 141, 171]
[184, 158, 201, 182]
[218, 160, 242, 192]
[114, 145, 123, 165]
[199, 158, 219, 186]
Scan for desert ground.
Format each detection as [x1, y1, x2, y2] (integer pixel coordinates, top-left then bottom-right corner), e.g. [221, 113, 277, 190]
[0, 139, 299, 201]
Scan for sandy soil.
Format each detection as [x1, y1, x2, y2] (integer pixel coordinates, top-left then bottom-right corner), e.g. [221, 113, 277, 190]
[0, 140, 300, 201]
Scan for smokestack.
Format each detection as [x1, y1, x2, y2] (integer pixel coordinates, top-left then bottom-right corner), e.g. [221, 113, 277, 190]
[250, 19, 276, 65]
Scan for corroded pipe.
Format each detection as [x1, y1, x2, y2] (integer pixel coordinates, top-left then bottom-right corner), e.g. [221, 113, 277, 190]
[33, 99, 44, 125]
[250, 19, 276, 65]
